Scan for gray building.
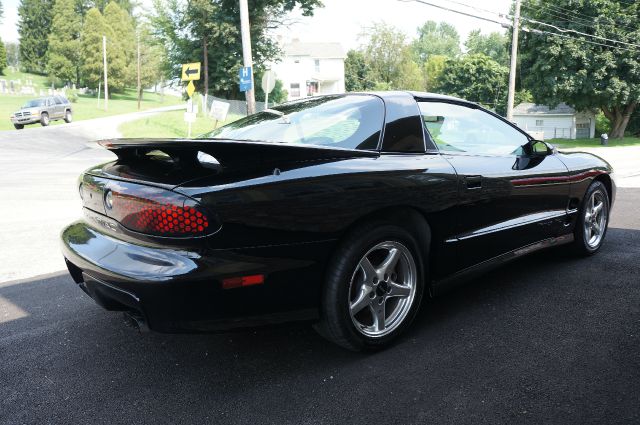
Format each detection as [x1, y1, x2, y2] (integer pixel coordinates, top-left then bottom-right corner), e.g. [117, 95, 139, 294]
[513, 103, 596, 140]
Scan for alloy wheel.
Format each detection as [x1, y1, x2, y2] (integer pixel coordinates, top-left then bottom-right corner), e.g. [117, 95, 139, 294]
[584, 190, 608, 249]
[348, 241, 417, 337]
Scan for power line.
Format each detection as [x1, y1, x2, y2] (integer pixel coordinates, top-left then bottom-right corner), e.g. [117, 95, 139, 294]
[523, 26, 638, 53]
[434, 0, 640, 50]
[520, 16, 640, 49]
[400, 0, 640, 53]
[524, 1, 638, 33]
[398, 0, 510, 27]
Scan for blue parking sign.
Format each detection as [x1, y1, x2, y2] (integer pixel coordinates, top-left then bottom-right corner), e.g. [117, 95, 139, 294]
[239, 67, 253, 92]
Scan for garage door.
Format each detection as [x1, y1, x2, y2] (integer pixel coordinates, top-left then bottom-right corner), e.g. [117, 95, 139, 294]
[576, 122, 590, 139]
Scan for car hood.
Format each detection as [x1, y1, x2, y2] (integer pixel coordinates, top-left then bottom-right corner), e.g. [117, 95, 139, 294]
[18, 107, 41, 114]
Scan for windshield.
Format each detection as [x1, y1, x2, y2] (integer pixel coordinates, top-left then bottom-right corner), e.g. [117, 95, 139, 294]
[23, 99, 46, 108]
[201, 95, 384, 150]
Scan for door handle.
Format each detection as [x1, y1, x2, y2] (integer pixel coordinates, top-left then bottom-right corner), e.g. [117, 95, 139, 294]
[465, 176, 482, 190]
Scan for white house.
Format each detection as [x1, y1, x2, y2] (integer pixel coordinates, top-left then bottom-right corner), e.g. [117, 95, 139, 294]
[272, 41, 346, 102]
[512, 103, 596, 140]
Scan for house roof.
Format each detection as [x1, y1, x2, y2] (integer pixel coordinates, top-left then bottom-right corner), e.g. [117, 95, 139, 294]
[513, 102, 576, 115]
[283, 41, 346, 59]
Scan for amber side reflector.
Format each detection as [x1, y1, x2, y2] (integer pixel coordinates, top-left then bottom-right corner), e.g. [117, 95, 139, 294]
[222, 274, 265, 290]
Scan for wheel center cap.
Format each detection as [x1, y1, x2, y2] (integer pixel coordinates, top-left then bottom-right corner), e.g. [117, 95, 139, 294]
[376, 282, 389, 297]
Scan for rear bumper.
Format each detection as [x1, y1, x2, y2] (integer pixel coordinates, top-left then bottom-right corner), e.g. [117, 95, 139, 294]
[61, 221, 335, 332]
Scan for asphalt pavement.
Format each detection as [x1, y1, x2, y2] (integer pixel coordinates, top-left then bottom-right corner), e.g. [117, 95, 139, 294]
[0, 106, 182, 282]
[1, 188, 638, 424]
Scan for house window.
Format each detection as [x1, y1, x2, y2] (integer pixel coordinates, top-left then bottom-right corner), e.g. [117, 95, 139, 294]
[314, 59, 320, 73]
[290, 83, 300, 97]
[576, 123, 589, 128]
[535, 119, 544, 126]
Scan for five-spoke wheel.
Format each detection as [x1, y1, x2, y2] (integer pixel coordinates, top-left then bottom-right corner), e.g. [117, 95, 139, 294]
[315, 222, 426, 351]
[349, 241, 416, 337]
[583, 190, 607, 249]
[572, 180, 610, 255]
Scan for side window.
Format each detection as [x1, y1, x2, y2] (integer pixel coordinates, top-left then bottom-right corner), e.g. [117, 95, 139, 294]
[418, 102, 529, 156]
[54, 96, 64, 105]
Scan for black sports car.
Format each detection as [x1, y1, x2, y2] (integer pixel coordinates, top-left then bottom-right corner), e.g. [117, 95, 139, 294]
[61, 92, 615, 351]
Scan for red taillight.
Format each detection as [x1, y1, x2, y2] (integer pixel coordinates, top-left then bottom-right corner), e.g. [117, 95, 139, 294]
[222, 274, 265, 289]
[104, 187, 212, 237]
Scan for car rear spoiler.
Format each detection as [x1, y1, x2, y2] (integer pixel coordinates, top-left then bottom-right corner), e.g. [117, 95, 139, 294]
[98, 138, 379, 168]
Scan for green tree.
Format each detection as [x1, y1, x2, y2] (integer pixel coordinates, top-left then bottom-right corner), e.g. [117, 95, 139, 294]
[0, 39, 7, 75]
[362, 22, 406, 85]
[47, 0, 82, 84]
[80, 7, 108, 89]
[150, 0, 322, 99]
[520, 0, 640, 138]
[91, 0, 133, 14]
[434, 54, 509, 114]
[423, 54, 446, 91]
[103, 1, 135, 91]
[412, 21, 461, 62]
[396, 48, 425, 91]
[344, 50, 375, 92]
[360, 23, 425, 91]
[137, 24, 166, 95]
[5, 42, 20, 67]
[18, 0, 54, 73]
[465, 29, 509, 66]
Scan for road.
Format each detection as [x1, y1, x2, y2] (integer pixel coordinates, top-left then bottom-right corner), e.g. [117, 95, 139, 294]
[0, 106, 182, 282]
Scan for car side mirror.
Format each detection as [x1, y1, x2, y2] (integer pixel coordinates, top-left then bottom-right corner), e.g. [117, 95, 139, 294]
[529, 139, 555, 156]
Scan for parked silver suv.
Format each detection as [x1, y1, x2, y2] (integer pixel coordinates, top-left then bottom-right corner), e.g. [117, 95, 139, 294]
[10, 96, 73, 130]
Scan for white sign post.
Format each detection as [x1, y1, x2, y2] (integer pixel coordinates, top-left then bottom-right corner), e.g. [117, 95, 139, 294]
[209, 100, 230, 129]
[184, 99, 198, 138]
[261, 70, 276, 109]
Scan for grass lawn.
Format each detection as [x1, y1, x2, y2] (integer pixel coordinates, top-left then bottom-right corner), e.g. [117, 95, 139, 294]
[119, 109, 242, 138]
[0, 70, 183, 131]
[0, 90, 182, 131]
[550, 137, 640, 149]
[2, 68, 50, 90]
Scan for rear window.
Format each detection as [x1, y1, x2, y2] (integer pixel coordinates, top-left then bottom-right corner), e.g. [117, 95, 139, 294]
[201, 95, 384, 150]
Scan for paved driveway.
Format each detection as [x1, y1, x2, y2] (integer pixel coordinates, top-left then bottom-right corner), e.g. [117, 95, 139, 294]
[0, 107, 181, 282]
[1, 188, 638, 425]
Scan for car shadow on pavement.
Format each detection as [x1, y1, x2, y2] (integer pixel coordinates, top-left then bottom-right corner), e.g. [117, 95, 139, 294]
[0, 189, 638, 423]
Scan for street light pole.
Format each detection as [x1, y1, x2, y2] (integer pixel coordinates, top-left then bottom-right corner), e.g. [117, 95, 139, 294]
[137, 33, 141, 110]
[239, 0, 256, 115]
[506, 0, 521, 122]
[103, 35, 109, 111]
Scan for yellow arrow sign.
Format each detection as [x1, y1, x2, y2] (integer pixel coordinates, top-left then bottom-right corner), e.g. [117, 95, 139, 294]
[186, 80, 196, 97]
[181, 62, 201, 81]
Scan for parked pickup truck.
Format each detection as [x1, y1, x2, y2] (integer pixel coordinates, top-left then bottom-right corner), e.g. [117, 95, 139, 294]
[10, 96, 73, 130]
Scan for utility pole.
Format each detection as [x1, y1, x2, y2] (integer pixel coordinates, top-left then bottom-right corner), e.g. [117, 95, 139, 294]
[137, 33, 141, 110]
[103, 35, 109, 112]
[506, 0, 521, 122]
[239, 0, 255, 115]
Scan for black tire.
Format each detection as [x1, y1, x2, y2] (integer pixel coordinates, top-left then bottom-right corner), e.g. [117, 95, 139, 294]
[315, 221, 426, 351]
[13, 124, 24, 130]
[570, 180, 610, 256]
[40, 112, 50, 126]
[64, 110, 72, 123]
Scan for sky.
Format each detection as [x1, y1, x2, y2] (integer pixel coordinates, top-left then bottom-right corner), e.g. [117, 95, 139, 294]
[0, 0, 513, 47]
[274, 0, 513, 50]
